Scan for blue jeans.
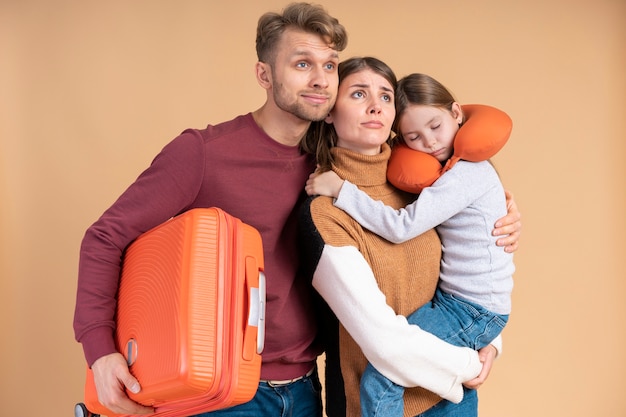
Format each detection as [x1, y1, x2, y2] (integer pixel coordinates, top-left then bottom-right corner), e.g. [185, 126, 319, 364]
[415, 386, 478, 417]
[360, 288, 508, 417]
[193, 368, 322, 417]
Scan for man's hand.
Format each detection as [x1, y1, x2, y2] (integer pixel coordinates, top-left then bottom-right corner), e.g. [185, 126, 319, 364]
[91, 353, 154, 414]
[494, 190, 521, 253]
[463, 344, 497, 390]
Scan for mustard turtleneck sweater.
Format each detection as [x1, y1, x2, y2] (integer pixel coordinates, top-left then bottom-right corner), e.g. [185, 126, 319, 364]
[299, 144, 482, 417]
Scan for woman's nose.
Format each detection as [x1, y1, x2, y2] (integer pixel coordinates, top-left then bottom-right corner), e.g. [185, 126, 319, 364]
[368, 103, 381, 114]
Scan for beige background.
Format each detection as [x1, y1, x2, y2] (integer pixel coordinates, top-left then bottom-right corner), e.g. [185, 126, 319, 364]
[1, 0, 625, 416]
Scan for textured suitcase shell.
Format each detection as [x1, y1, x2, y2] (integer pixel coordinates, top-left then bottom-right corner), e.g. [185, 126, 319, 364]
[79, 207, 265, 417]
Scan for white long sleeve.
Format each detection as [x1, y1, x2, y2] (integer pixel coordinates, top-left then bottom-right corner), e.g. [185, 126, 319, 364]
[312, 244, 482, 404]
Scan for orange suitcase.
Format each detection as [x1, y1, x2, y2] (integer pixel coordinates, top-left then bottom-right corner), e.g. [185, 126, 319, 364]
[75, 207, 266, 417]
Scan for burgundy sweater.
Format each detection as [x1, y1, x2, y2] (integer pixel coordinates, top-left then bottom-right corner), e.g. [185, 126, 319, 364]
[74, 113, 319, 380]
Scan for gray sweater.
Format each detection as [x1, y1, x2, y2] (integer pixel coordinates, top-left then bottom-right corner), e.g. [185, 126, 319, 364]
[334, 160, 514, 315]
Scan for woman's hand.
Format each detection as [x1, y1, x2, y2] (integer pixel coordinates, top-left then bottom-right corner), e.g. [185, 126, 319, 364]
[463, 344, 497, 390]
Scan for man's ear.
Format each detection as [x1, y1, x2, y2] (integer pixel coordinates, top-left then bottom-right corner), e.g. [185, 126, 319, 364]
[255, 61, 272, 89]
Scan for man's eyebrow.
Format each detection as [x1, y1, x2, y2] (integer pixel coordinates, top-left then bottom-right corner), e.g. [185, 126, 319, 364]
[290, 49, 339, 60]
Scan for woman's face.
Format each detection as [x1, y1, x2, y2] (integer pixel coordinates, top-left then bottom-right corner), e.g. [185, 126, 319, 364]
[326, 69, 395, 155]
[397, 103, 462, 162]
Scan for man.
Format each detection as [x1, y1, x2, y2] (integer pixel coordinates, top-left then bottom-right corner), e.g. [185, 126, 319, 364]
[74, 3, 519, 416]
[74, 3, 346, 416]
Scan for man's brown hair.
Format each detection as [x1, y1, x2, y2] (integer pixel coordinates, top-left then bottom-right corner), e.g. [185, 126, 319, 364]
[256, 2, 348, 64]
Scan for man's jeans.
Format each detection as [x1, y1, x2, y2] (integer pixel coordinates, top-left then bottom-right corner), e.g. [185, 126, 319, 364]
[193, 368, 322, 417]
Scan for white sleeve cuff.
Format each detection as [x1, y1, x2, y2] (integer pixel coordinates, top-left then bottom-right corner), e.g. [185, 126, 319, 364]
[490, 334, 503, 357]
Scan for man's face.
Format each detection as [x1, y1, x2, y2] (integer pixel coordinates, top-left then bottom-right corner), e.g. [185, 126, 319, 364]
[268, 28, 339, 122]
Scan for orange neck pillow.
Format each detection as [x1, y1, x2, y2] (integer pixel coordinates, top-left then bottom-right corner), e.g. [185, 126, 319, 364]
[387, 104, 512, 194]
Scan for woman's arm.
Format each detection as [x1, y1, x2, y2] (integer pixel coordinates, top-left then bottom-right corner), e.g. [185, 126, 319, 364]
[312, 244, 482, 404]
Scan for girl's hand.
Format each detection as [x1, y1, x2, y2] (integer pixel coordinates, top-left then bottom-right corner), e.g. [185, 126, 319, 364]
[305, 169, 344, 198]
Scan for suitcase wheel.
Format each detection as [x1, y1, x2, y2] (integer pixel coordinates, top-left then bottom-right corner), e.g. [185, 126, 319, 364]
[74, 402, 99, 417]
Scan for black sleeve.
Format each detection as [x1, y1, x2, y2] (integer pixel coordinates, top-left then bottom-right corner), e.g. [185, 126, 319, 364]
[298, 196, 346, 417]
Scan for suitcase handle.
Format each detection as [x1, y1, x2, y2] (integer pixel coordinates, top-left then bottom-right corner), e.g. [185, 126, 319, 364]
[244, 257, 266, 360]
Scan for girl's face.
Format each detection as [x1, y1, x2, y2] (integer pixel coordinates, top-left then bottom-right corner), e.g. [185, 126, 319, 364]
[397, 103, 463, 162]
[326, 69, 395, 155]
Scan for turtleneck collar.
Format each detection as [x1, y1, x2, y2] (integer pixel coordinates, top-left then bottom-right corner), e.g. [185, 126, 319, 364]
[330, 143, 392, 188]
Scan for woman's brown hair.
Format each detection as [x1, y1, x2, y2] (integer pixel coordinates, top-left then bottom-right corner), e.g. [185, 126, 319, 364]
[301, 56, 398, 171]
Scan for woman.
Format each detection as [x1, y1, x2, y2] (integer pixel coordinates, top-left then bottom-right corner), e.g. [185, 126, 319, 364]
[305, 72, 515, 417]
[299, 57, 518, 417]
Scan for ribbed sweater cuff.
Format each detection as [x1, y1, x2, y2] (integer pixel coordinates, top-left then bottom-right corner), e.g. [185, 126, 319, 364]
[80, 326, 117, 367]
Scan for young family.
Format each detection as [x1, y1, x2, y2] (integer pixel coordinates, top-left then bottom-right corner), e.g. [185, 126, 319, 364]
[73, 3, 520, 416]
